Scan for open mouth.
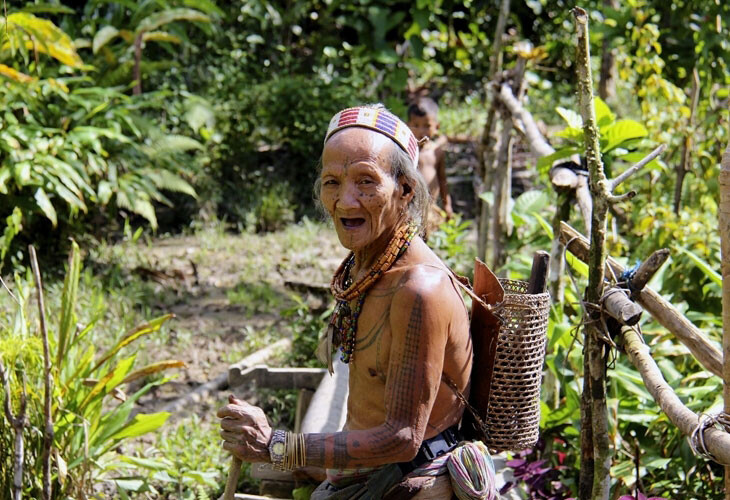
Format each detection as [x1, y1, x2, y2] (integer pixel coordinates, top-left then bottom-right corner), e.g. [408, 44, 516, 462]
[340, 217, 366, 229]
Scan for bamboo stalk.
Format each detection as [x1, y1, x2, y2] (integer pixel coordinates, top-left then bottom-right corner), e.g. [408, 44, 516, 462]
[573, 8, 611, 499]
[30, 246, 53, 500]
[719, 137, 730, 497]
[559, 221, 723, 378]
[622, 328, 730, 465]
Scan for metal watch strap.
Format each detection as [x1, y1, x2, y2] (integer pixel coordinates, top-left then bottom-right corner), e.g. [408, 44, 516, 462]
[268, 429, 287, 471]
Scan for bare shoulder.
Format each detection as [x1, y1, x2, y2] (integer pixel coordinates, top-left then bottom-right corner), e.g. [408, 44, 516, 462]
[390, 261, 458, 312]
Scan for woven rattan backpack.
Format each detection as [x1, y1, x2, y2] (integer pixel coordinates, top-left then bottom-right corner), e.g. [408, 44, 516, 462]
[455, 256, 551, 453]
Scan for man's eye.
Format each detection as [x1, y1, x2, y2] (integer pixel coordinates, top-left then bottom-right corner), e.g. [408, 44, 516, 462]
[323, 179, 339, 186]
[359, 178, 374, 185]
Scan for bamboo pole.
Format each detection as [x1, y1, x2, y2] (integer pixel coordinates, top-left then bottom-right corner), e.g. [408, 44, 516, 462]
[559, 221, 723, 378]
[573, 8, 611, 499]
[720, 138, 730, 497]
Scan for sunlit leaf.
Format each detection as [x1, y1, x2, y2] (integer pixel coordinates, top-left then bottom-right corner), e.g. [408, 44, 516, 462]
[594, 97, 615, 128]
[556, 106, 582, 128]
[6, 13, 83, 68]
[109, 412, 170, 440]
[0, 63, 35, 83]
[601, 119, 648, 153]
[122, 360, 186, 385]
[142, 31, 182, 44]
[93, 26, 120, 54]
[136, 8, 210, 35]
[34, 188, 57, 227]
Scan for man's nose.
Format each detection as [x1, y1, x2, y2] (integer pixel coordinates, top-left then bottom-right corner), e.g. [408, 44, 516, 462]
[338, 182, 360, 209]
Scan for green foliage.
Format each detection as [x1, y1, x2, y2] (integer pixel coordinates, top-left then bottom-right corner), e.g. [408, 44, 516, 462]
[0, 243, 183, 498]
[283, 294, 328, 369]
[538, 97, 654, 178]
[428, 213, 475, 277]
[110, 414, 228, 498]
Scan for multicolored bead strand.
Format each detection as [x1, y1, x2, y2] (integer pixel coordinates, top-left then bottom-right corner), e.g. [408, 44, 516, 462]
[328, 222, 418, 364]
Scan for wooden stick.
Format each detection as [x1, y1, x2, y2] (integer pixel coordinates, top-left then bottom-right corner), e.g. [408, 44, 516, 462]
[675, 68, 700, 214]
[608, 144, 667, 193]
[602, 288, 642, 326]
[623, 328, 730, 465]
[573, 8, 611, 499]
[528, 251, 550, 294]
[629, 248, 670, 297]
[559, 221, 723, 378]
[719, 133, 730, 497]
[29, 245, 53, 500]
[223, 456, 243, 500]
[1, 360, 26, 500]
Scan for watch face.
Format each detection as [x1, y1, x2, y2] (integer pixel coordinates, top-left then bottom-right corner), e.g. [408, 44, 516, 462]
[272, 442, 285, 456]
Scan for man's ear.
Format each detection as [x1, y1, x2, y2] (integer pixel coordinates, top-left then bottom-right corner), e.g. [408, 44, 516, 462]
[401, 182, 414, 200]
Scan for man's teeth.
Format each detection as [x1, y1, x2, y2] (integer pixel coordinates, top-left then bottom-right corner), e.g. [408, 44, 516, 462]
[341, 218, 365, 227]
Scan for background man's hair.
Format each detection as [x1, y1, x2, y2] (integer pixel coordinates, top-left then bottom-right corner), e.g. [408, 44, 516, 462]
[407, 97, 439, 120]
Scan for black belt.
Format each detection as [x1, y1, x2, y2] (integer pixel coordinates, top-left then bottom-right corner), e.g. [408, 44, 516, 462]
[397, 424, 462, 475]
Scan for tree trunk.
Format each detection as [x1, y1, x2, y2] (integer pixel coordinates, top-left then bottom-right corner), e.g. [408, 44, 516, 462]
[476, 0, 512, 261]
[674, 68, 700, 214]
[574, 8, 611, 500]
[550, 190, 572, 301]
[720, 140, 730, 498]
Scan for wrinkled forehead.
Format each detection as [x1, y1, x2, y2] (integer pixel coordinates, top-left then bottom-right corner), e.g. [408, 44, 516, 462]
[321, 127, 394, 170]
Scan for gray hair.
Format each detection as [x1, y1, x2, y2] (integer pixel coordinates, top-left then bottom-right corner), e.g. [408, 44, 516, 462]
[387, 140, 429, 233]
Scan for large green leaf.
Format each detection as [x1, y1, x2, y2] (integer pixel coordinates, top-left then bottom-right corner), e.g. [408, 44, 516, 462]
[5, 13, 83, 68]
[34, 188, 57, 227]
[108, 412, 170, 441]
[513, 190, 549, 216]
[135, 8, 210, 34]
[676, 246, 722, 287]
[594, 97, 615, 128]
[536, 147, 580, 173]
[556, 106, 582, 128]
[144, 170, 197, 198]
[57, 239, 80, 369]
[554, 127, 583, 143]
[601, 119, 648, 153]
[91, 314, 174, 372]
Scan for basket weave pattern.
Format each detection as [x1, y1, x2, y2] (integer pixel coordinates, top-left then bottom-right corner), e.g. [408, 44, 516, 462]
[485, 279, 551, 452]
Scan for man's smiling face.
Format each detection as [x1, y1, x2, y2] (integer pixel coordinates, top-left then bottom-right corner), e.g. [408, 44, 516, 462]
[320, 127, 409, 253]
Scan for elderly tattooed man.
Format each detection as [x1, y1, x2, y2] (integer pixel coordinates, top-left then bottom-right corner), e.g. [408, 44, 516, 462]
[218, 105, 477, 499]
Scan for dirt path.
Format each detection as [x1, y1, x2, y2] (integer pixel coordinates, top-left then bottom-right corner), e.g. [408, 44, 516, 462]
[94, 220, 345, 410]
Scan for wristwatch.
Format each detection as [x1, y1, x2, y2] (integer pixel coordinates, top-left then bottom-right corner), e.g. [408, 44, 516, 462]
[268, 429, 286, 470]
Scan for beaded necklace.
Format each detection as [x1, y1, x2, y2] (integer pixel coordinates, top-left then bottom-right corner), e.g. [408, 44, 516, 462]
[328, 222, 418, 363]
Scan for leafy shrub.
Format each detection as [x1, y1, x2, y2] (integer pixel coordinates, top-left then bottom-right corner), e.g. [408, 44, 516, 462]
[0, 242, 183, 497]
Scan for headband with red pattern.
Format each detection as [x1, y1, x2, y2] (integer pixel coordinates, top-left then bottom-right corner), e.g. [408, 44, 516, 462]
[324, 106, 419, 167]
